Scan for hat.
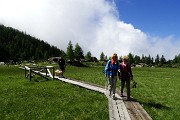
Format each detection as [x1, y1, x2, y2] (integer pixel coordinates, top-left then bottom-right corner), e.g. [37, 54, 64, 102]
[123, 56, 128, 60]
[112, 53, 117, 58]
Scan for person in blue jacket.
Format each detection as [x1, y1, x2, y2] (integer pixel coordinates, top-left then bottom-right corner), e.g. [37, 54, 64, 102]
[104, 53, 120, 100]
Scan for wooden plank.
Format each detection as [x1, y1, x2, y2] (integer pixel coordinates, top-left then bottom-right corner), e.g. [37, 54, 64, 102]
[47, 69, 53, 78]
[55, 77, 106, 94]
[25, 66, 30, 70]
[131, 102, 152, 120]
[109, 97, 121, 120]
[124, 102, 142, 120]
[116, 91, 152, 120]
[31, 70, 49, 80]
[116, 98, 131, 120]
[108, 97, 114, 120]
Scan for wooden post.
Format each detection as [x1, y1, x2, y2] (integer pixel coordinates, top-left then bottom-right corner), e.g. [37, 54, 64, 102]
[29, 68, 31, 81]
[52, 66, 54, 79]
[25, 67, 26, 77]
[46, 67, 47, 76]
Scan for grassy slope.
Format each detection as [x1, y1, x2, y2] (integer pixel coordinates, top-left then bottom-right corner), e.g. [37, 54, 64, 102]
[0, 66, 108, 120]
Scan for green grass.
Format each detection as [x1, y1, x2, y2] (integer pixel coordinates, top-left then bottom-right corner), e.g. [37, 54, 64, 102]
[0, 66, 108, 120]
[2, 64, 180, 120]
[131, 67, 180, 120]
[64, 65, 180, 120]
[64, 66, 105, 86]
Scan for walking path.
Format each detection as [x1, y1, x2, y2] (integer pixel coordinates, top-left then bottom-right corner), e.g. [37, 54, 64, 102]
[54, 76, 130, 120]
[54, 76, 152, 120]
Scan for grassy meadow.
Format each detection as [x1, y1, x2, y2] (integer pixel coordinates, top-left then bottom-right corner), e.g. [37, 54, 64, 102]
[0, 65, 108, 120]
[1, 63, 180, 120]
[131, 67, 180, 120]
[65, 65, 180, 120]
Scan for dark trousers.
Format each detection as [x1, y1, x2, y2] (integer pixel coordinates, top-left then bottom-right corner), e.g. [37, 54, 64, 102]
[121, 77, 130, 99]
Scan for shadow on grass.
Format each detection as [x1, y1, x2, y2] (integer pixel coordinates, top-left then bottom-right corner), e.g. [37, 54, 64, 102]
[25, 76, 50, 82]
[33, 78, 50, 82]
[119, 91, 171, 110]
[141, 101, 171, 110]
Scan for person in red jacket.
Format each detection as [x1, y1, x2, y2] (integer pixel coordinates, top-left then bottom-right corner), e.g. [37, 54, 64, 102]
[119, 56, 133, 100]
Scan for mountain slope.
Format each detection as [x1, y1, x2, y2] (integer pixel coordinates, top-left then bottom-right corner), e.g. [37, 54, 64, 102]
[0, 24, 65, 62]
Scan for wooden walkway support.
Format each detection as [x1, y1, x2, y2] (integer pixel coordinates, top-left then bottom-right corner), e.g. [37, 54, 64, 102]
[24, 66, 54, 80]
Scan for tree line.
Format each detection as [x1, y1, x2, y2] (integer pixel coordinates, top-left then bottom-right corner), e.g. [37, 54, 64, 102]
[1, 24, 180, 67]
[0, 24, 65, 62]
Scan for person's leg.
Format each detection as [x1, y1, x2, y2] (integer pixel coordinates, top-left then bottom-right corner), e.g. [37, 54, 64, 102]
[126, 78, 131, 100]
[109, 76, 113, 95]
[112, 76, 117, 99]
[121, 78, 125, 96]
[112, 76, 117, 94]
[60, 67, 65, 76]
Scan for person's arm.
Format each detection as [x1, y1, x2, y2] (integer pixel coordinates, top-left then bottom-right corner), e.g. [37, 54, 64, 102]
[104, 60, 110, 76]
[129, 63, 133, 80]
[118, 63, 122, 80]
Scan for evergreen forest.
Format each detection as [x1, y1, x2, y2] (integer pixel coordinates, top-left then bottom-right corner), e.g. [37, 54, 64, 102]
[0, 24, 65, 62]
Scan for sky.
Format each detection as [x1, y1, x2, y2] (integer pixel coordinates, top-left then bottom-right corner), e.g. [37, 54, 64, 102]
[0, 0, 180, 60]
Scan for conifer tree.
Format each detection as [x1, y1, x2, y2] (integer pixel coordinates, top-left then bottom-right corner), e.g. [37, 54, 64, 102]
[160, 55, 166, 65]
[74, 43, 84, 61]
[66, 41, 74, 62]
[85, 51, 91, 61]
[128, 53, 134, 64]
[155, 54, 160, 65]
[100, 52, 105, 61]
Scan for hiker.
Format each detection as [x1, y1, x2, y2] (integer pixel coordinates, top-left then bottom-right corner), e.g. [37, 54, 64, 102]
[104, 53, 120, 100]
[57, 57, 65, 77]
[119, 56, 133, 100]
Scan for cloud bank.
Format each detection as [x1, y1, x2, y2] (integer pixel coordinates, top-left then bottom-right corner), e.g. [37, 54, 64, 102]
[0, 0, 180, 60]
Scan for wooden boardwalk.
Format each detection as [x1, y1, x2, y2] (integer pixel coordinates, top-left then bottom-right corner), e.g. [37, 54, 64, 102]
[107, 93, 131, 120]
[55, 76, 131, 120]
[54, 76, 152, 120]
[20, 66, 152, 120]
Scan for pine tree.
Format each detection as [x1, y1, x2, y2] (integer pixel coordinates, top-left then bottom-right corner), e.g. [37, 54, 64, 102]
[128, 53, 134, 64]
[66, 41, 74, 62]
[74, 43, 84, 61]
[85, 51, 91, 61]
[160, 55, 166, 65]
[134, 55, 141, 64]
[100, 52, 105, 61]
[155, 54, 160, 65]
[141, 54, 145, 63]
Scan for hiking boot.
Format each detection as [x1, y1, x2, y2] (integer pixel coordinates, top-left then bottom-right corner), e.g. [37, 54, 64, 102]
[127, 97, 131, 101]
[109, 91, 112, 96]
[113, 94, 116, 100]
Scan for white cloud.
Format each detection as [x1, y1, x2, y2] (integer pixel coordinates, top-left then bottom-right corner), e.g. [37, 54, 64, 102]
[0, 0, 180, 60]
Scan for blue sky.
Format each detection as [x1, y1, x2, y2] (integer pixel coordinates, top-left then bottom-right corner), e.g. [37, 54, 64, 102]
[1, 0, 180, 59]
[115, 0, 180, 38]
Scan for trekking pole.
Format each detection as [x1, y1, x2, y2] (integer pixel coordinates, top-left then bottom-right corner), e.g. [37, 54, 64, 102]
[104, 76, 109, 90]
[131, 79, 137, 88]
